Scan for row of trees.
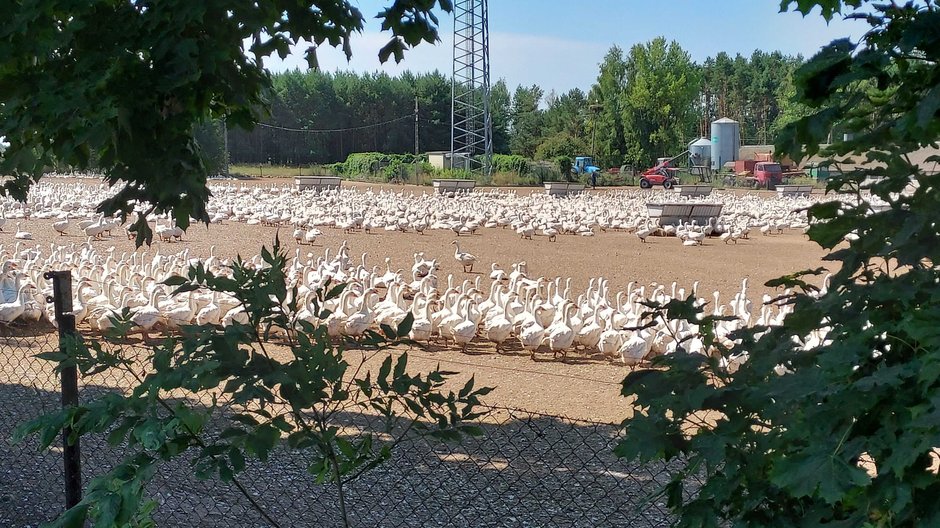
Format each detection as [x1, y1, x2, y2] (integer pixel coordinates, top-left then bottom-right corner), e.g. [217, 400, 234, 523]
[227, 38, 806, 170]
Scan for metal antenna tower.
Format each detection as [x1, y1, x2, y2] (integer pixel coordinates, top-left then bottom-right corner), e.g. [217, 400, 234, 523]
[451, 0, 492, 178]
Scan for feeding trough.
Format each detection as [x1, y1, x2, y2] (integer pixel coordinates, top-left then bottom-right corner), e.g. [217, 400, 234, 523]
[673, 185, 713, 198]
[295, 176, 341, 191]
[433, 179, 476, 195]
[776, 185, 814, 197]
[646, 202, 724, 227]
[544, 182, 586, 197]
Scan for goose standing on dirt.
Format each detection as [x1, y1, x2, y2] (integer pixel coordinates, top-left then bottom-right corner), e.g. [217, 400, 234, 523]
[53, 219, 69, 236]
[14, 223, 32, 240]
[451, 241, 477, 273]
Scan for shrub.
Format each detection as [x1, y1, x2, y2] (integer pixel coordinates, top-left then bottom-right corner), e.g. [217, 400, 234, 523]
[492, 154, 529, 175]
[553, 156, 573, 182]
[534, 133, 589, 161]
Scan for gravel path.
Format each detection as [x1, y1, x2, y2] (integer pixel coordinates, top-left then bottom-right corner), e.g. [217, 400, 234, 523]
[1, 330, 691, 528]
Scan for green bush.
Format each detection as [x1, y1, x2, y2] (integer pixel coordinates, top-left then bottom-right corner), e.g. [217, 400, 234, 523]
[340, 152, 418, 177]
[434, 168, 474, 180]
[492, 154, 529, 175]
[553, 156, 573, 182]
[535, 133, 589, 161]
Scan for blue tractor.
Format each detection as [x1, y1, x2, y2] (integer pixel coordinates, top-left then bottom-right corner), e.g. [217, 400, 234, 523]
[572, 156, 601, 186]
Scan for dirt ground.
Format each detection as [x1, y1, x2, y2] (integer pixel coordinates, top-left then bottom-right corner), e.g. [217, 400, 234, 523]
[5, 177, 834, 422]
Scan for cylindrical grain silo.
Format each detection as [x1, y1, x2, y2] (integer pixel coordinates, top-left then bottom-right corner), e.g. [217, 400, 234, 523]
[688, 137, 711, 167]
[710, 118, 740, 171]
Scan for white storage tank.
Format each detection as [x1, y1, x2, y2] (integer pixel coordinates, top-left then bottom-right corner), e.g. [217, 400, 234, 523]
[710, 118, 740, 170]
[688, 137, 711, 167]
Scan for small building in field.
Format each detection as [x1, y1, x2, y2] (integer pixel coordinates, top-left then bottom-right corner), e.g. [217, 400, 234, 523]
[427, 151, 452, 170]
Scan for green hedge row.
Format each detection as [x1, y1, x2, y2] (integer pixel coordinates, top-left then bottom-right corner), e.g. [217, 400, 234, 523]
[336, 152, 420, 176]
[491, 154, 529, 175]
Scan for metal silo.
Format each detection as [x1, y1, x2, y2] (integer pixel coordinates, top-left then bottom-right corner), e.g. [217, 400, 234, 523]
[688, 137, 711, 167]
[710, 118, 740, 171]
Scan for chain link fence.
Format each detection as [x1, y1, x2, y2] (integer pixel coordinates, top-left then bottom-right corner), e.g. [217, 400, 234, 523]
[2, 320, 696, 527]
[0, 323, 64, 526]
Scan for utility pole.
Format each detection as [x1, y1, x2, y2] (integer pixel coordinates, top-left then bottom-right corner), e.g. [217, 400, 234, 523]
[414, 95, 419, 184]
[222, 118, 229, 177]
[589, 103, 602, 162]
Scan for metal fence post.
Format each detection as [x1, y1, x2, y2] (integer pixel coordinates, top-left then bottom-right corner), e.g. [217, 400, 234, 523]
[44, 270, 81, 509]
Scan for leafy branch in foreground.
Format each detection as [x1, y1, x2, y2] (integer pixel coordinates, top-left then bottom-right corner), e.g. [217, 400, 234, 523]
[618, 2, 940, 527]
[16, 238, 490, 528]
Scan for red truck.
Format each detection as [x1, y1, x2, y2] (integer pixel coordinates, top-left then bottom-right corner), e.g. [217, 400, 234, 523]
[753, 162, 783, 189]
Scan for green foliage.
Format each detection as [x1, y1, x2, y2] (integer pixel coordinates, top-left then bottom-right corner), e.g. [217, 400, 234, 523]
[491, 80, 513, 154]
[618, 2, 940, 527]
[491, 154, 529, 175]
[232, 69, 453, 166]
[0, 0, 451, 245]
[16, 240, 489, 526]
[434, 168, 475, 181]
[621, 37, 701, 166]
[554, 156, 573, 182]
[534, 133, 590, 161]
[588, 46, 629, 168]
[339, 152, 417, 178]
[700, 51, 805, 145]
[193, 120, 228, 176]
[509, 85, 545, 158]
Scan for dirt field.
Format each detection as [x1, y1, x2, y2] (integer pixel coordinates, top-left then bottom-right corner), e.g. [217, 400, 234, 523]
[5, 177, 834, 422]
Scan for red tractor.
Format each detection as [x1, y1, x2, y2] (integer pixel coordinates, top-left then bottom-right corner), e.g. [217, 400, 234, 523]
[639, 158, 680, 189]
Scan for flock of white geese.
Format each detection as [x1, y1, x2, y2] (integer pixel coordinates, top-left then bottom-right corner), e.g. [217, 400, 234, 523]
[0, 178, 842, 366]
[12, 178, 823, 245]
[0, 239, 831, 366]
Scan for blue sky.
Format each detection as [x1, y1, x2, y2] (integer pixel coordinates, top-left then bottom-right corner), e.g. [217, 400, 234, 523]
[268, 0, 867, 94]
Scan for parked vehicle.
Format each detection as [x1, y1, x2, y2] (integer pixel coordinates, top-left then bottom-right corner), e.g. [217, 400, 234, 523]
[753, 162, 783, 189]
[571, 156, 601, 176]
[639, 159, 680, 189]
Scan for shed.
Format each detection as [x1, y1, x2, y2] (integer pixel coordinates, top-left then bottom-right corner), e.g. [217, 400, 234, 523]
[426, 151, 452, 170]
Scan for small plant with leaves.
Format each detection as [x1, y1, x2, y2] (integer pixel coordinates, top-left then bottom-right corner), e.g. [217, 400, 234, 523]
[17, 238, 490, 527]
[617, 2, 940, 527]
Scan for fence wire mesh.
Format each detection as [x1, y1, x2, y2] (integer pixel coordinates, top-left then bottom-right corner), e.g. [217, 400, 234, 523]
[0, 323, 64, 526]
[1, 324, 698, 528]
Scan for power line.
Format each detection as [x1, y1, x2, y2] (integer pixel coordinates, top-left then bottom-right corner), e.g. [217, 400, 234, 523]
[255, 114, 415, 134]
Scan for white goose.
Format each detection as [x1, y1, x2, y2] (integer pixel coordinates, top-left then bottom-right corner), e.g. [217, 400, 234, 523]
[451, 298, 478, 352]
[52, 219, 69, 236]
[0, 283, 32, 325]
[131, 289, 162, 338]
[408, 293, 433, 343]
[546, 301, 577, 360]
[483, 296, 514, 353]
[13, 223, 32, 240]
[344, 289, 376, 337]
[451, 241, 477, 273]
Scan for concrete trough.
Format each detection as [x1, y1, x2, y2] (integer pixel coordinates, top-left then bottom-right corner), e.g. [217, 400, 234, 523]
[544, 182, 586, 197]
[776, 185, 814, 197]
[674, 185, 713, 198]
[295, 176, 341, 191]
[433, 179, 476, 195]
[646, 202, 724, 226]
